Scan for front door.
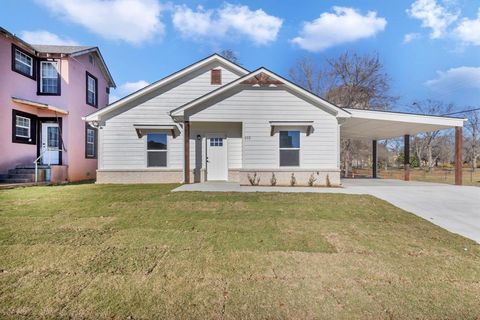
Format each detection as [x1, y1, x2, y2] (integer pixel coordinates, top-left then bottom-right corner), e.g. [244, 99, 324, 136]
[206, 135, 227, 181]
[41, 122, 60, 165]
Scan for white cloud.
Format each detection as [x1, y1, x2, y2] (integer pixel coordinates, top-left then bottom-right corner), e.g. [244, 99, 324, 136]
[407, 0, 459, 39]
[110, 80, 149, 103]
[291, 7, 386, 52]
[403, 32, 421, 44]
[172, 3, 282, 45]
[37, 0, 164, 45]
[455, 9, 480, 46]
[425, 66, 480, 93]
[20, 30, 79, 45]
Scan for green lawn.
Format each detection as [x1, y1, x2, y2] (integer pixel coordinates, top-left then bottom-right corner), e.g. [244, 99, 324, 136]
[1, 184, 479, 319]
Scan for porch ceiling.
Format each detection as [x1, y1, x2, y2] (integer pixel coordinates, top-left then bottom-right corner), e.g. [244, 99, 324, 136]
[340, 108, 466, 140]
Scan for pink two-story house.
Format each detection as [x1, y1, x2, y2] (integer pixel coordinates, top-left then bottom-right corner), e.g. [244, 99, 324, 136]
[0, 27, 115, 183]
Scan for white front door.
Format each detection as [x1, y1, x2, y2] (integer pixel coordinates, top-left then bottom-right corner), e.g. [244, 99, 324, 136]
[206, 134, 228, 181]
[41, 123, 60, 165]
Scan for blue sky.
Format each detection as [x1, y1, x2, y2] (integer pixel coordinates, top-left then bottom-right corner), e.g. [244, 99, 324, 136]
[2, 0, 479, 111]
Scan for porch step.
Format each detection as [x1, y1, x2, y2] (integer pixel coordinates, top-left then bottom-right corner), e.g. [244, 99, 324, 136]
[0, 178, 32, 184]
[9, 168, 35, 175]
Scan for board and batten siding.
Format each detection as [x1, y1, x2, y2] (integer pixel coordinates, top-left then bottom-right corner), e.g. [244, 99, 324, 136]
[187, 86, 340, 170]
[99, 63, 242, 170]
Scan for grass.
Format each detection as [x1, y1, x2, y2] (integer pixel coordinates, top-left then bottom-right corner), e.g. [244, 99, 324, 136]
[354, 167, 480, 187]
[1, 183, 479, 319]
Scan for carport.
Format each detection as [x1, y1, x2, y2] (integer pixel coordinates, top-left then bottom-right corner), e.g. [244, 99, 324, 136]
[340, 108, 467, 185]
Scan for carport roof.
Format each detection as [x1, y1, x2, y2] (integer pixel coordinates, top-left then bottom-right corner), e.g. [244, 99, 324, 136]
[341, 108, 466, 140]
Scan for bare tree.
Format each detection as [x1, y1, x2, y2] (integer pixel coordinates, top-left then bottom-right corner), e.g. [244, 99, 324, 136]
[289, 52, 397, 177]
[410, 100, 453, 172]
[464, 109, 480, 171]
[290, 52, 397, 110]
[220, 49, 240, 64]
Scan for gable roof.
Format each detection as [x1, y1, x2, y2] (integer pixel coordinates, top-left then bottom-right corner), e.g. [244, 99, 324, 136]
[0, 26, 115, 87]
[170, 68, 351, 118]
[85, 54, 249, 121]
[32, 44, 95, 55]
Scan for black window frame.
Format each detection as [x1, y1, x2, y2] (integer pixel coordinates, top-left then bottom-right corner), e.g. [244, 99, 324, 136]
[11, 44, 36, 80]
[12, 109, 37, 145]
[279, 130, 300, 167]
[85, 123, 98, 159]
[37, 59, 61, 96]
[86, 71, 98, 108]
[146, 133, 168, 167]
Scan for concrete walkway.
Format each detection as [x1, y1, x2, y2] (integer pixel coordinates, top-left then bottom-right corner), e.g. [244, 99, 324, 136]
[173, 179, 480, 243]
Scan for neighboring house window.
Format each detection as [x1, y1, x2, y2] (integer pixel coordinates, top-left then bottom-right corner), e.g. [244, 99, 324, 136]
[211, 69, 221, 85]
[85, 124, 97, 158]
[279, 131, 300, 166]
[16, 116, 30, 138]
[12, 45, 35, 79]
[147, 133, 167, 167]
[86, 72, 98, 107]
[39, 61, 60, 95]
[12, 110, 36, 144]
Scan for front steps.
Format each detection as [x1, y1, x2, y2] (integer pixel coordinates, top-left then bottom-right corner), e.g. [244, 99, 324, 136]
[0, 165, 49, 184]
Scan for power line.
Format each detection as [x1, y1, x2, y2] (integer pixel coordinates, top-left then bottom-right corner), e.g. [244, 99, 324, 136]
[442, 107, 480, 116]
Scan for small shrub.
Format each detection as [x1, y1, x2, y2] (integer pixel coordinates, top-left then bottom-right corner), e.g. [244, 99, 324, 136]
[308, 173, 316, 187]
[326, 174, 332, 187]
[290, 173, 296, 187]
[247, 172, 260, 186]
[270, 172, 277, 186]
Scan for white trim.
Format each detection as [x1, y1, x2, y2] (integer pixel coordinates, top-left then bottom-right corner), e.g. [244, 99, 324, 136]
[40, 60, 59, 94]
[14, 48, 33, 76]
[170, 68, 351, 118]
[84, 54, 249, 122]
[15, 115, 31, 138]
[344, 108, 466, 127]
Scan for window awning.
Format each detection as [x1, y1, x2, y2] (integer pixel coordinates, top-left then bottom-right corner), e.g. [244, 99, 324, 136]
[12, 97, 69, 115]
[269, 120, 314, 136]
[133, 124, 180, 138]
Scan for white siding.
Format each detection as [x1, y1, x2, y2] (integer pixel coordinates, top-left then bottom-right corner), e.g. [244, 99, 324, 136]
[100, 63, 242, 169]
[188, 87, 339, 169]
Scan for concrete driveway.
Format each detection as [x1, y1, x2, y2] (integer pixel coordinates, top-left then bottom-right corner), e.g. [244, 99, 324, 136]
[173, 179, 480, 243]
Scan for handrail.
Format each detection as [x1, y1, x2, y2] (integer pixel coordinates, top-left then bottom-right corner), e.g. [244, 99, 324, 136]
[34, 148, 60, 183]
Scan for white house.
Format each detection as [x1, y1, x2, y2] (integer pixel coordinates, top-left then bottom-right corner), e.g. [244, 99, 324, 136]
[85, 54, 466, 186]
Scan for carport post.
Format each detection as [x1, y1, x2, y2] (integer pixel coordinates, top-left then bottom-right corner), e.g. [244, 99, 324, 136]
[404, 134, 410, 181]
[455, 126, 462, 185]
[184, 120, 190, 184]
[372, 140, 377, 179]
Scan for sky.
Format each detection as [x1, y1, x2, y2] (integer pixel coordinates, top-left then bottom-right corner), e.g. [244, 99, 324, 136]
[2, 0, 479, 112]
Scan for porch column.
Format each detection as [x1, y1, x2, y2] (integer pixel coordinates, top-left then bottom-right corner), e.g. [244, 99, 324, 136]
[372, 140, 377, 179]
[184, 120, 190, 184]
[455, 126, 462, 185]
[404, 134, 410, 181]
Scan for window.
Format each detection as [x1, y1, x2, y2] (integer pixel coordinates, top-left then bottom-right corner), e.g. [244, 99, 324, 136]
[279, 131, 300, 166]
[48, 126, 59, 148]
[16, 116, 30, 138]
[210, 137, 223, 147]
[85, 124, 97, 158]
[147, 133, 167, 167]
[211, 69, 221, 85]
[86, 72, 98, 107]
[12, 110, 36, 144]
[89, 54, 95, 66]
[39, 61, 60, 95]
[12, 45, 35, 78]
